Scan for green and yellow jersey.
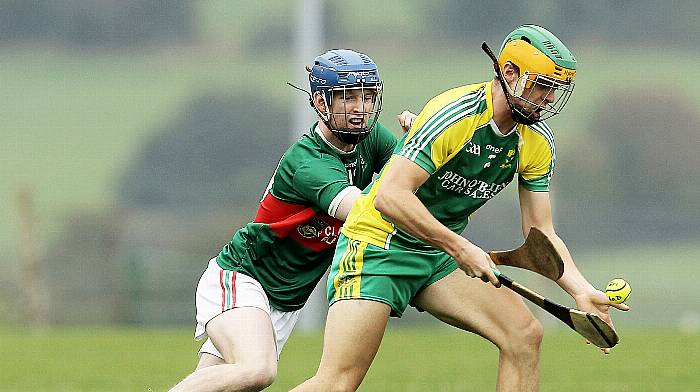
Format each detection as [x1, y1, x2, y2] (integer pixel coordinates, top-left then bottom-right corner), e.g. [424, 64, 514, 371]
[216, 122, 397, 311]
[342, 81, 555, 250]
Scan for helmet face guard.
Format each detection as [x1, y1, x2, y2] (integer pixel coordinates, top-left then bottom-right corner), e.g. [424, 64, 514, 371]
[509, 72, 574, 123]
[318, 84, 383, 145]
[309, 49, 384, 144]
[483, 25, 577, 125]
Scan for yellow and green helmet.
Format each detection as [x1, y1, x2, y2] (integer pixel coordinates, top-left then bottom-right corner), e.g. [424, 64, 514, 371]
[498, 24, 577, 122]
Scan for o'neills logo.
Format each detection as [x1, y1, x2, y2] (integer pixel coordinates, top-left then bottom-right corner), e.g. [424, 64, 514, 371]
[437, 170, 510, 199]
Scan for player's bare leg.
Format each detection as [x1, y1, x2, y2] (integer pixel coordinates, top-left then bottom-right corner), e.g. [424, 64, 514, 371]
[169, 307, 277, 392]
[195, 352, 225, 370]
[291, 300, 391, 392]
[414, 270, 543, 392]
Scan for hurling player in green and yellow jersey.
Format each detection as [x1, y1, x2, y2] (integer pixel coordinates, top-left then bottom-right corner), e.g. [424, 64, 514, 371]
[293, 25, 629, 392]
[170, 50, 416, 392]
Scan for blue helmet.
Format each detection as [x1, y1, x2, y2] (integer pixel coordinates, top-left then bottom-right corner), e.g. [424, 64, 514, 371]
[309, 49, 383, 144]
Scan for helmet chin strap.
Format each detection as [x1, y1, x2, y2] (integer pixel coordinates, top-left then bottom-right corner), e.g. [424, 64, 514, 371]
[331, 128, 368, 145]
[325, 114, 371, 145]
[507, 100, 538, 126]
[481, 42, 538, 126]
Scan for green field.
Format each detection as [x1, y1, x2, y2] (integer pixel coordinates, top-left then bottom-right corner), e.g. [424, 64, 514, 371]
[1, 326, 697, 391]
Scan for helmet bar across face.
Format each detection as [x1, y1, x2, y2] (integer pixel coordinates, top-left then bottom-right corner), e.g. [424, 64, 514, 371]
[513, 73, 575, 122]
[322, 84, 383, 145]
[484, 41, 575, 125]
[311, 64, 382, 106]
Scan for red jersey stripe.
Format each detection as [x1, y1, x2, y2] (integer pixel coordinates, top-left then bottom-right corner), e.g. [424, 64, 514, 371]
[219, 269, 226, 312]
[231, 271, 237, 308]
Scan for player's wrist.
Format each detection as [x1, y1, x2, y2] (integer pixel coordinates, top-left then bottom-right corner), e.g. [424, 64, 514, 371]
[445, 236, 481, 260]
[571, 287, 603, 305]
[558, 270, 596, 296]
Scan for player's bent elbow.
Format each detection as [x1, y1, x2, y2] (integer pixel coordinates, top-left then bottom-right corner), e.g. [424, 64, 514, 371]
[233, 362, 277, 390]
[245, 365, 276, 390]
[373, 188, 393, 216]
[374, 182, 411, 222]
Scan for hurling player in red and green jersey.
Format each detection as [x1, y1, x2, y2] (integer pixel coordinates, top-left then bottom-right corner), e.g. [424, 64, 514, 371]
[170, 50, 415, 392]
[293, 25, 629, 392]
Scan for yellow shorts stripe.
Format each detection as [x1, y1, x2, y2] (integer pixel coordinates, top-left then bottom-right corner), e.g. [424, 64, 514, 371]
[333, 239, 367, 300]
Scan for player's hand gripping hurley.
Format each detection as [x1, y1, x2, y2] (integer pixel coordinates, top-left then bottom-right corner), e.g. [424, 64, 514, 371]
[489, 228, 619, 348]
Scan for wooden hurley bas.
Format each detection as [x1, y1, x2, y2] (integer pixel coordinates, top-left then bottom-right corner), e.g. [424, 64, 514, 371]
[489, 228, 619, 349]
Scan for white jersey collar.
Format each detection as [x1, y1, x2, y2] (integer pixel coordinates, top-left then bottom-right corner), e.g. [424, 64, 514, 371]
[489, 118, 516, 138]
[314, 124, 357, 155]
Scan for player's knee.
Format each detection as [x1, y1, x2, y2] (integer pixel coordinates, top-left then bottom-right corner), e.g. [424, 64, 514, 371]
[323, 379, 361, 392]
[240, 362, 277, 390]
[522, 317, 544, 348]
[506, 317, 543, 353]
[311, 372, 363, 392]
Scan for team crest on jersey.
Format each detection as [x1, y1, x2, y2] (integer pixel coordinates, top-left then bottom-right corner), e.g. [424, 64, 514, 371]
[297, 218, 329, 239]
[297, 224, 318, 238]
[500, 149, 516, 169]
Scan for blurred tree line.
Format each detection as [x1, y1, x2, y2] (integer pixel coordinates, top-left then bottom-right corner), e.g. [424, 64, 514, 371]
[2, 1, 697, 49]
[0, 0, 194, 47]
[119, 92, 288, 210]
[429, 0, 697, 50]
[556, 87, 700, 245]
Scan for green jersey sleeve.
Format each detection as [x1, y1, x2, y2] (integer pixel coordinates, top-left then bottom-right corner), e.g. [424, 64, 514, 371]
[293, 157, 350, 214]
[371, 121, 398, 172]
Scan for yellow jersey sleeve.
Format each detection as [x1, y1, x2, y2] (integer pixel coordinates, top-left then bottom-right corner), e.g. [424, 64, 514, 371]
[518, 121, 556, 192]
[397, 83, 490, 174]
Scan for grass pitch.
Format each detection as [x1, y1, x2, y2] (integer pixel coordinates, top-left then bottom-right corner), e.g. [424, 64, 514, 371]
[0, 326, 697, 391]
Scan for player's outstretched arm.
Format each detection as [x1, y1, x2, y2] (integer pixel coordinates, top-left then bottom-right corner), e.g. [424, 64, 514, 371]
[374, 156, 499, 287]
[518, 185, 630, 352]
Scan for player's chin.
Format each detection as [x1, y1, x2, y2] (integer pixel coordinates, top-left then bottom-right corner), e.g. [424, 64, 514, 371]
[514, 102, 539, 121]
[524, 109, 541, 121]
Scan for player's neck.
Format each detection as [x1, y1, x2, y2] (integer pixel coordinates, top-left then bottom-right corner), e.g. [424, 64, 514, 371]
[491, 79, 518, 133]
[317, 121, 355, 152]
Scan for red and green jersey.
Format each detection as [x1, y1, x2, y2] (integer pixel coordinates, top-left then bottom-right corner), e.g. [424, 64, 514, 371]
[216, 122, 397, 311]
[343, 81, 556, 250]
